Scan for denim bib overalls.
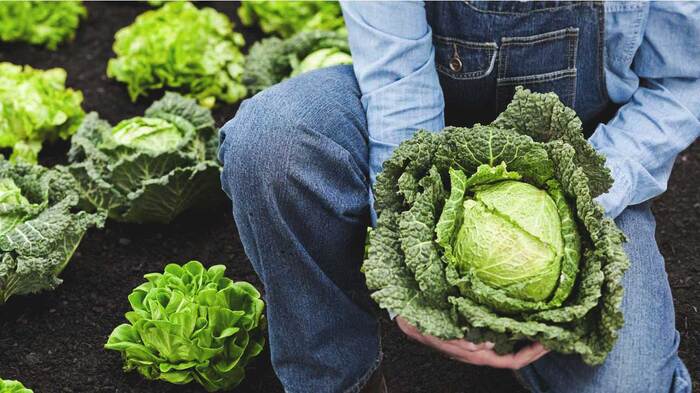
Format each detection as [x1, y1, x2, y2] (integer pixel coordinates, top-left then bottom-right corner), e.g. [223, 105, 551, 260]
[427, 1, 613, 135]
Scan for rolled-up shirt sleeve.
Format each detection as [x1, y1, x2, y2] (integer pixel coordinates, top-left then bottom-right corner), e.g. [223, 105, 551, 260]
[590, 2, 700, 219]
[340, 1, 444, 187]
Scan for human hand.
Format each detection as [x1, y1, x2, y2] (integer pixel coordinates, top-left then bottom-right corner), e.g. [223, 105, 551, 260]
[396, 317, 549, 370]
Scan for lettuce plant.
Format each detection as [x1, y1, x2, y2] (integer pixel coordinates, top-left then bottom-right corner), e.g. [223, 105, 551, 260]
[107, 2, 246, 107]
[0, 63, 85, 163]
[364, 88, 629, 365]
[238, 1, 345, 38]
[0, 159, 104, 304]
[65, 92, 221, 224]
[0, 1, 86, 50]
[0, 379, 32, 393]
[244, 30, 351, 95]
[106, 261, 266, 392]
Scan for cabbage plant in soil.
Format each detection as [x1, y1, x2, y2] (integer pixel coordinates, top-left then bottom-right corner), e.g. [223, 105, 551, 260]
[243, 30, 351, 95]
[64, 92, 221, 224]
[364, 88, 629, 365]
[105, 261, 266, 392]
[0, 159, 104, 304]
[237, 1, 345, 38]
[0, 1, 86, 50]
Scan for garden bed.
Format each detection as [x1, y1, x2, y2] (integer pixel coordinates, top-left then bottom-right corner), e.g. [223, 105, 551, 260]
[0, 3, 697, 392]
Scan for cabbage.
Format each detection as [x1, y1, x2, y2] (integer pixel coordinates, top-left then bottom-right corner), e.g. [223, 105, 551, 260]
[0, 159, 104, 304]
[243, 30, 351, 95]
[105, 261, 266, 392]
[64, 93, 221, 224]
[364, 88, 629, 365]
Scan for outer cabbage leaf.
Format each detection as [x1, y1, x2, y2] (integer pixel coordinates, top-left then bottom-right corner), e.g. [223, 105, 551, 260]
[107, 2, 246, 107]
[237, 1, 345, 38]
[243, 30, 350, 95]
[105, 261, 266, 392]
[364, 88, 629, 365]
[64, 92, 221, 224]
[0, 159, 105, 304]
[0, 1, 86, 50]
[0, 63, 85, 163]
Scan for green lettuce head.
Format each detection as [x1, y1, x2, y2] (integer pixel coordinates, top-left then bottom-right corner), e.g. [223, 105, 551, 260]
[0, 379, 33, 393]
[64, 92, 222, 224]
[243, 30, 351, 95]
[237, 1, 345, 38]
[105, 261, 266, 392]
[107, 2, 246, 107]
[364, 88, 629, 365]
[0, 159, 105, 304]
[0, 1, 86, 50]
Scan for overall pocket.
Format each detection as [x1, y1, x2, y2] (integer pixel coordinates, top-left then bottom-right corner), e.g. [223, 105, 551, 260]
[496, 27, 579, 111]
[434, 34, 499, 126]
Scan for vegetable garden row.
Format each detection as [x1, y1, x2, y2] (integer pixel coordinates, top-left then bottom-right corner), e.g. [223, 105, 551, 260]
[1, 2, 697, 393]
[0, 1, 350, 392]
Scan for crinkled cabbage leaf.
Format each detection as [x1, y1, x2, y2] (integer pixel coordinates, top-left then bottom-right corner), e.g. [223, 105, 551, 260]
[64, 92, 221, 224]
[0, 63, 85, 163]
[105, 260, 265, 392]
[0, 159, 104, 304]
[364, 87, 628, 365]
[243, 30, 351, 95]
[107, 2, 246, 107]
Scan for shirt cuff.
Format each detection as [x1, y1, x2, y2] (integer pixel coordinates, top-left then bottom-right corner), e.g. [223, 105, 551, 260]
[593, 157, 634, 219]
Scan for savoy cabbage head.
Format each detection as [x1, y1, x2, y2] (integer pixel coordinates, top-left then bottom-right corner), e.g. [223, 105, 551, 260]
[105, 261, 265, 392]
[0, 159, 104, 304]
[0, 1, 86, 50]
[243, 30, 351, 95]
[107, 2, 246, 107]
[364, 88, 629, 365]
[65, 92, 221, 224]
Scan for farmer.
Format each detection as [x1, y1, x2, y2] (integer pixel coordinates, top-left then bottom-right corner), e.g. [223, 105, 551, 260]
[218, 2, 699, 392]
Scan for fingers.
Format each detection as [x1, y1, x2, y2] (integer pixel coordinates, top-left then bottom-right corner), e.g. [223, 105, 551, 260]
[395, 317, 549, 369]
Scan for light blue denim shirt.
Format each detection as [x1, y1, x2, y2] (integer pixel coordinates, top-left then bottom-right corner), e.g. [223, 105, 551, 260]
[340, 1, 700, 219]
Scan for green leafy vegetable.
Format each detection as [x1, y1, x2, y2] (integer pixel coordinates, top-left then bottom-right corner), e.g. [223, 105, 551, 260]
[238, 1, 344, 38]
[0, 63, 85, 163]
[0, 379, 33, 393]
[0, 1, 86, 50]
[105, 260, 266, 392]
[244, 30, 351, 95]
[64, 92, 221, 224]
[0, 159, 105, 305]
[107, 2, 246, 107]
[364, 87, 628, 365]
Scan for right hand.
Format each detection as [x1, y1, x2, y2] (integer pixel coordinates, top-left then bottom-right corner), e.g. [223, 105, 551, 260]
[396, 317, 549, 370]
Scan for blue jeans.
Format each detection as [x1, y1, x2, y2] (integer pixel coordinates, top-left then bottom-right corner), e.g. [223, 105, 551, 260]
[218, 66, 690, 393]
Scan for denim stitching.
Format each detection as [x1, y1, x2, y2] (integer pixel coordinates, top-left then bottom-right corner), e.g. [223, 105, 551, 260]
[501, 27, 579, 45]
[341, 324, 384, 393]
[433, 34, 498, 49]
[436, 49, 497, 80]
[498, 68, 577, 85]
[596, 2, 611, 106]
[434, 35, 498, 80]
[462, 1, 587, 16]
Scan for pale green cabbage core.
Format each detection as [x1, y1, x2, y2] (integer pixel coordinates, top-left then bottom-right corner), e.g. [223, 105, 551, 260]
[108, 117, 183, 154]
[292, 47, 352, 77]
[453, 180, 564, 302]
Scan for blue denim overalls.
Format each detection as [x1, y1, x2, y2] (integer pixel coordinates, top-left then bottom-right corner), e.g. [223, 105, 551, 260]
[427, 1, 614, 135]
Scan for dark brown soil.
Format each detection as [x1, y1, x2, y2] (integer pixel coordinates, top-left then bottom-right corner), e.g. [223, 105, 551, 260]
[0, 3, 697, 393]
